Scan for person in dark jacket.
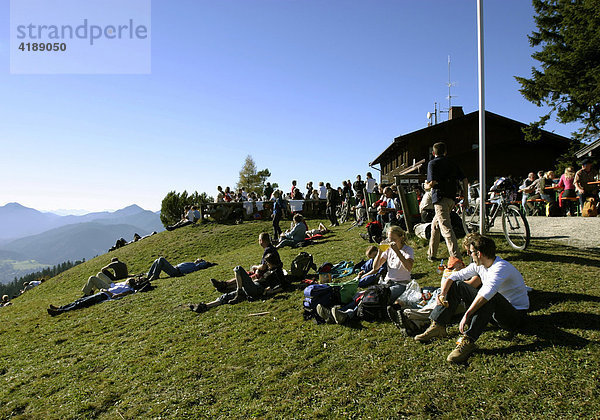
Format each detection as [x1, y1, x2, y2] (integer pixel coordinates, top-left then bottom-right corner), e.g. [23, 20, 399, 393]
[326, 183, 340, 226]
[426, 142, 468, 261]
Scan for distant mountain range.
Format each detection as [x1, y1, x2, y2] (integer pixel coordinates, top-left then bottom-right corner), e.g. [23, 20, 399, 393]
[0, 203, 164, 271]
[0, 203, 161, 241]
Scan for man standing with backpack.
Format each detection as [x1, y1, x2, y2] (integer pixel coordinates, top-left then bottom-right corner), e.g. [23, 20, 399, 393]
[426, 142, 468, 261]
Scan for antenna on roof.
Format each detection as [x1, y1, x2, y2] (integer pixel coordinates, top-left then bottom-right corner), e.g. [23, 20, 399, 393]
[427, 102, 438, 126]
[447, 55, 457, 109]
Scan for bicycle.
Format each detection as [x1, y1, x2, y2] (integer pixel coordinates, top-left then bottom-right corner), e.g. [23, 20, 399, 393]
[461, 182, 531, 251]
[336, 194, 353, 224]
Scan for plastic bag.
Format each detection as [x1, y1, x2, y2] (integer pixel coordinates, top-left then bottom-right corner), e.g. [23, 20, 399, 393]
[397, 279, 422, 309]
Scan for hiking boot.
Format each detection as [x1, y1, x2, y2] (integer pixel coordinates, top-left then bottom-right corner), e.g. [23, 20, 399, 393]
[331, 306, 349, 324]
[447, 335, 477, 363]
[387, 306, 403, 329]
[227, 292, 245, 305]
[210, 278, 227, 293]
[414, 321, 448, 343]
[316, 304, 335, 324]
[47, 308, 61, 316]
[189, 303, 208, 313]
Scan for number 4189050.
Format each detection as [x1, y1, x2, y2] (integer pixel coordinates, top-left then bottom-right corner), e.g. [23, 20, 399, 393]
[18, 42, 67, 52]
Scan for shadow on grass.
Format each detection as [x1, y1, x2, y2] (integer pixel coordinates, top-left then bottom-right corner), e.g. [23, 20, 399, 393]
[478, 312, 597, 356]
[528, 290, 600, 312]
[503, 246, 600, 268]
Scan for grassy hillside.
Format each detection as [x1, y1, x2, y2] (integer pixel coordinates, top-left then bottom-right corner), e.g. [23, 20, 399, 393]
[1, 220, 599, 419]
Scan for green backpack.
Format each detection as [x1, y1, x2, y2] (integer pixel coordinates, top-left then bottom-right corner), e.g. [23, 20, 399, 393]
[290, 252, 317, 279]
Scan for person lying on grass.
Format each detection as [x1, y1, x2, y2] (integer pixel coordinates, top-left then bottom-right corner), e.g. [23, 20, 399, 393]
[190, 253, 285, 313]
[147, 256, 215, 281]
[414, 233, 529, 363]
[209, 232, 283, 294]
[47, 277, 150, 316]
[305, 222, 330, 237]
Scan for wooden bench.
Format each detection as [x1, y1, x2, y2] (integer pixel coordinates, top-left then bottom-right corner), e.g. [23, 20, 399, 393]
[526, 199, 547, 216]
[560, 196, 580, 216]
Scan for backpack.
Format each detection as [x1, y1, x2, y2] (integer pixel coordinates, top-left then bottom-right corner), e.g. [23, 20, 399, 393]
[290, 252, 317, 280]
[356, 284, 391, 322]
[366, 221, 383, 243]
[582, 198, 598, 217]
[302, 284, 341, 322]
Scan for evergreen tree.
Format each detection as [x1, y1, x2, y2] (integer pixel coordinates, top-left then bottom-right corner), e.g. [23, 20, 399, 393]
[160, 190, 214, 227]
[236, 155, 272, 195]
[516, 0, 600, 142]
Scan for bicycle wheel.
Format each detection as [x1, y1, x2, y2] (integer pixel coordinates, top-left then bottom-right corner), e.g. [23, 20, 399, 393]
[461, 201, 480, 234]
[339, 203, 349, 223]
[502, 205, 530, 250]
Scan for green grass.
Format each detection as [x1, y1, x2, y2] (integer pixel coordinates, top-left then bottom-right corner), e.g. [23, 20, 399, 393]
[1, 219, 599, 419]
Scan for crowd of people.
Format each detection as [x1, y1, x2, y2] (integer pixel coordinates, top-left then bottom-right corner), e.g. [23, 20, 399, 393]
[213, 173, 379, 204]
[11, 139, 595, 364]
[518, 158, 599, 216]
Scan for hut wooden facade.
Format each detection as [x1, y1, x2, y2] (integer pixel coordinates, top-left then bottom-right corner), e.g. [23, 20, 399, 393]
[371, 108, 572, 184]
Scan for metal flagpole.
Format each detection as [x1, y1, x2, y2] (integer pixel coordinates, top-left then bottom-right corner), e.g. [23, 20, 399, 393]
[477, 0, 486, 234]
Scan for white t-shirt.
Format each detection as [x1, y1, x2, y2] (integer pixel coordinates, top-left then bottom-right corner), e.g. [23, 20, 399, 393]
[448, 257, 529, 310]
[318, 186, 327, 200]
[366, 178, 377, 193]
[380, 244, 414, 285]
[104, 280, 133, 297]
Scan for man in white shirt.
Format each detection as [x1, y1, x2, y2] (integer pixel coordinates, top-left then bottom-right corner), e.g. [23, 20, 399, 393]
[415, 233, 529, 363]
[318, 182, 327, 200]
[365, 172, 377, 194]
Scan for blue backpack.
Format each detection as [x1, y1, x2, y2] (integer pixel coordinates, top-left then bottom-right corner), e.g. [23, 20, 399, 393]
[302, 284, 340, 323]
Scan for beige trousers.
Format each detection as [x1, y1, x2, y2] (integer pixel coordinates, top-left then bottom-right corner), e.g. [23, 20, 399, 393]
[428, 197, 461, 259]
[82, 272, 112, 296]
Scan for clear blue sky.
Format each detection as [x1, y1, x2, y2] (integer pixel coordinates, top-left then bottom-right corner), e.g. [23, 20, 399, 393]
[0, 0, 579, 212]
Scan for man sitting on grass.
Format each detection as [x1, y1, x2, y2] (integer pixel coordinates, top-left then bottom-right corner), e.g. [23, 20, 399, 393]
[147, 256, 215, 281]
[190, 253, 284, 313]
[82, 257, 129, 296]
[414, 233, 529, 363]
[208, 232, 283, 293]
[276, 213, 308, 248]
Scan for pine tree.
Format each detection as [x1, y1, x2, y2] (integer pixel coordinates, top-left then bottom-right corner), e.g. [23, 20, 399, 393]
[236, 155, 272, 194]
[516, 0, 600, 142]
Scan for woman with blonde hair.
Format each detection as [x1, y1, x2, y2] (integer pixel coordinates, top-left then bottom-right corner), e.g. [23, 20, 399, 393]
[369, 226, 414, 301]
[558, 167, 577, 215]
[323, 226, 414, 324]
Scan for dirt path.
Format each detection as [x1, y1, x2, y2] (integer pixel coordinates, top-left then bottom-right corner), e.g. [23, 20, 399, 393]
[523, 216, 600, 249]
